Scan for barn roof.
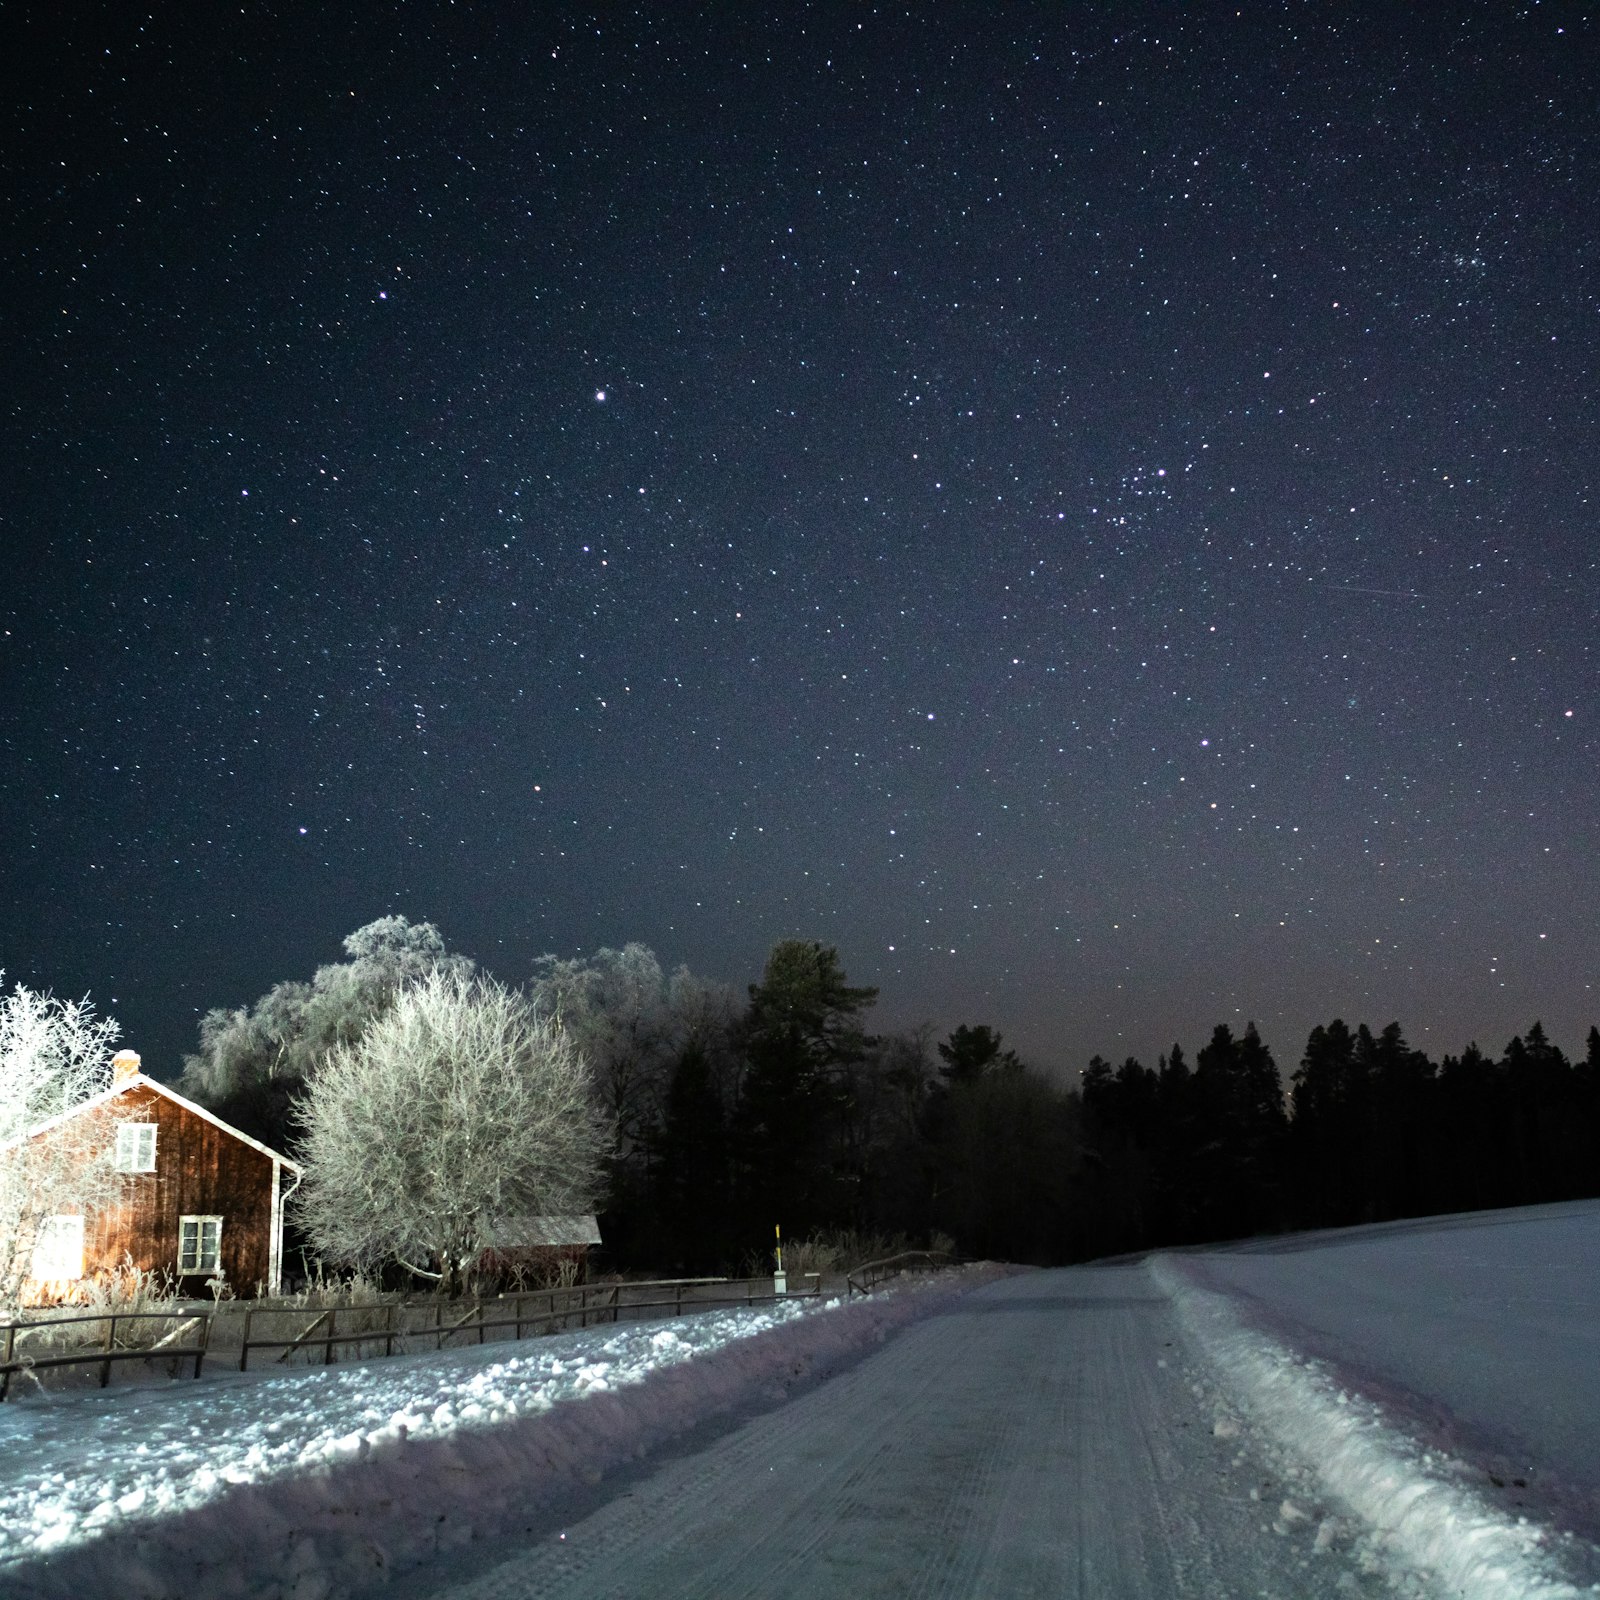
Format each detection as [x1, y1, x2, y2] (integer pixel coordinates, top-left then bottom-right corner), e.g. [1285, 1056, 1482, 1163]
[3, 1071, 304, 1172]
[484, 1214, 603, 1248]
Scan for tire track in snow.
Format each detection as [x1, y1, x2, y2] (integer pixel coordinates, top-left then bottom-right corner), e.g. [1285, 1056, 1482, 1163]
[492, 1295, 1016, 1598]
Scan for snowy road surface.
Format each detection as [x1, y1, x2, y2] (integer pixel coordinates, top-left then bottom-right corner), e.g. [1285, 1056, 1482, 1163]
[394, 1209, 1600, 1600]
[393, 1261, 1407, 1600]
[7, 1205, 1600, 1599]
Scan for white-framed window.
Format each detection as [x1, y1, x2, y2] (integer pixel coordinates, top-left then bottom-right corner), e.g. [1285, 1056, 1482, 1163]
[31, 1215, 85, 1282]
[115, 1122, 158, 1172]
[178, 1215, 222, 1275]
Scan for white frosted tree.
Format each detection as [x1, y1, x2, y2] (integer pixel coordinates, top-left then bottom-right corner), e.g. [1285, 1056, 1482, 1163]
[0, 976, 123, 1304]
[293, 970, 610, 1292]
[530, 943, 674, 1146]
[529, 944, 742, 1152]
[179, 915, 474, 1148]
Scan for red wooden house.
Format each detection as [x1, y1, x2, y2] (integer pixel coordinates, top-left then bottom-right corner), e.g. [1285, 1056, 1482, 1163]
[12, 1050, 302, 1305]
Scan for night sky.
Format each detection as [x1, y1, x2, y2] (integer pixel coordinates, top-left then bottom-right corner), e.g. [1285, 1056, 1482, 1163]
[6, 3, 1597, 1083]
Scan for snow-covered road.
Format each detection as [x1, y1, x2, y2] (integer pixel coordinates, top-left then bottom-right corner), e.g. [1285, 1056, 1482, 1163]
[398, 1211, 1600, 1600]
[391, 1265, 1431, 1600]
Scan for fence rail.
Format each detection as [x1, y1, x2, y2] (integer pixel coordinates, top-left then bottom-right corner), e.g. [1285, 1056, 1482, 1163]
[0, 1309, 210, 1399]
[0, 1271, 838, 1397]
[233, 1275, 828, 1370]
[845, 1250, 956, 1298]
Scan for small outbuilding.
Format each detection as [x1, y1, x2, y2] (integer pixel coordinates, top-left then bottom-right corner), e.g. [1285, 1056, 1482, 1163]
[9, 1050, 302, 1305]
[476, 1214, 603, 1285]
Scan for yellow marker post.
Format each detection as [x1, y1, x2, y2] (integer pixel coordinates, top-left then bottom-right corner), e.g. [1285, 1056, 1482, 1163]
[773, 1223, 786, 1296]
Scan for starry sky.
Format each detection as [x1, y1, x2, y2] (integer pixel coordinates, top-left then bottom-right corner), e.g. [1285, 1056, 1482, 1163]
[5, 2, 1597, 1083]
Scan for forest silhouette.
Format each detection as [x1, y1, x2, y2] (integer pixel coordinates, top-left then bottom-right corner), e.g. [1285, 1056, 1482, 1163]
[180, 922, 1600, 1274]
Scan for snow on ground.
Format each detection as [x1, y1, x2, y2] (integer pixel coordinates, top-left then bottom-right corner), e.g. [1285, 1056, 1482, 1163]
[391, 1259, 1397, 1600]
[0, 1266, 1010, 1600]
[1153, 1202, 1600, 1600]
[1169, 1198, 1600, 1521]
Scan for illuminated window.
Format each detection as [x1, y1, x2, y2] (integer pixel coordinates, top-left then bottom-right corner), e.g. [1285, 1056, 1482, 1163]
[178, 1216, 222, 1275]
[31, 1215, 85, 1281]
[115, 1123, 157, 1172]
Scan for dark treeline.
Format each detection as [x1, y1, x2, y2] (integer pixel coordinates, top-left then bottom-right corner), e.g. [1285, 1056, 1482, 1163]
[1077, 1018, 1600, 1258]
[598, 943, 1083, 1272]
[178, 918, 1600, 1272]
[601, 958, 1600, 1272]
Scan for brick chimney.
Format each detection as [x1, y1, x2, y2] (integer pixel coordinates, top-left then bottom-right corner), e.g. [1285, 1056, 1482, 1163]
[111, 1050, 142, 1086]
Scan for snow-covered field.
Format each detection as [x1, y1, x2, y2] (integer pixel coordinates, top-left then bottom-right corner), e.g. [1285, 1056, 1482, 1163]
[4, 1206, 1599, 1599]
[1153, 1199, 1600, 1600]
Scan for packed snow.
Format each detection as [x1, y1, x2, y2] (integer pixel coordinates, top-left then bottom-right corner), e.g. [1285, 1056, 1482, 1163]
[1163, 1198, 1600, 1512]
[4, 1209, 1600, 1598]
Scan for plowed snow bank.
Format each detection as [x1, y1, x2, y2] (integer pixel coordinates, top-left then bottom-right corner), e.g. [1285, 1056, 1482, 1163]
[0, 1266, 1008, 1600]
[1153, 1254, 1599, 1600]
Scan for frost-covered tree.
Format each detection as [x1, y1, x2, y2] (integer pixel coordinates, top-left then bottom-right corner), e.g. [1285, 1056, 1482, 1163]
[293, 969, 610, 1293]
[0, 976, 123, 1303]
[530, 943, 674, 1148]
[529, 944, 741, 1150]
[180, 915, 473, 1147]
[529, 945, 742, 1266]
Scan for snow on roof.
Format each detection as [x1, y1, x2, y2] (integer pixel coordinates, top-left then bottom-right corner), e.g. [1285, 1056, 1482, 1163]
[483, 1214, 603, 1248]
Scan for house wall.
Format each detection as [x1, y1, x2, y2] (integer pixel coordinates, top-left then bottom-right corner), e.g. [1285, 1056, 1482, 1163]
[25, 1082, 280, 1298]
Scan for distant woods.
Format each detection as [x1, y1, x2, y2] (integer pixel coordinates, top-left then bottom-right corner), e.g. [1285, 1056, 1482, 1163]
[1078, 1019, 1600, 1257]
[180, 924, 1600, 1271]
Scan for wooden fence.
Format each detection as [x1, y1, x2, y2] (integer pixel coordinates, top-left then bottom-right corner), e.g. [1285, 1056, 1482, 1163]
[0, 1273, 828, 1396]
[845, 1249, 956, 1298]
[0, 1259, 956, 1399]
[0, 1310, 210, 1399]
[235, 1274, 829, 1370]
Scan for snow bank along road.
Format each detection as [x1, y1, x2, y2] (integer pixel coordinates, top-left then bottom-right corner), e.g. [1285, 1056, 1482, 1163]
[6, 1205, 1600, 1599]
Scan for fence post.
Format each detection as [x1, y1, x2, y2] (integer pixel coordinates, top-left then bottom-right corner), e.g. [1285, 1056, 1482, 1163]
[325, 1307, 336, 1366]
[385, 1302, 396, 1359]
[100, 1314, 117, 1388]
[1, 1323, 14, 1401]
[195, 1308, 213, 1380]
[240, 1309, 253, 1373]
[478, 1299, 486, 1346]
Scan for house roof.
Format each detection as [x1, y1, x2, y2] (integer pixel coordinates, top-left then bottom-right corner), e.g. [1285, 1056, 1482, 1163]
[3, 1072, 304, 1172]
[483, 1214, 603, 1248]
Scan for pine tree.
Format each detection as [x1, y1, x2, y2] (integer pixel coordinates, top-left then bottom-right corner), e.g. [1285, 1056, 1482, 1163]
[735, 941, 877, 1237]
[937, 1024, 1021, 1083]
